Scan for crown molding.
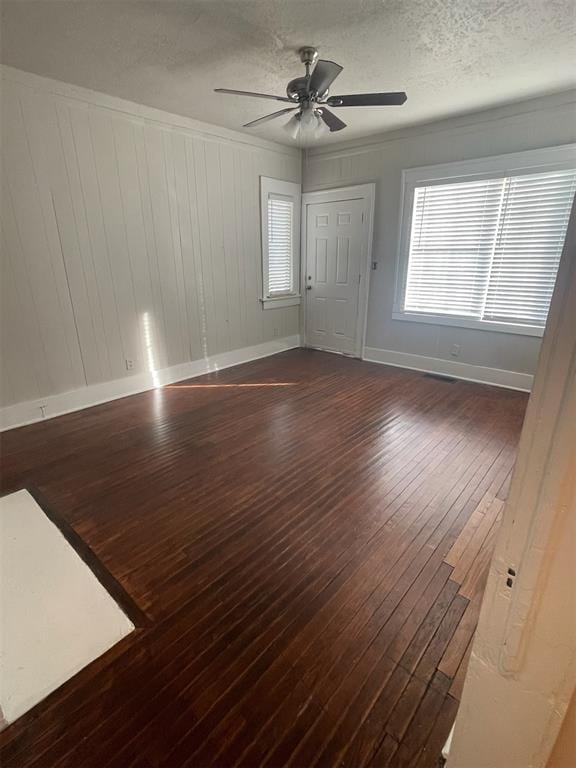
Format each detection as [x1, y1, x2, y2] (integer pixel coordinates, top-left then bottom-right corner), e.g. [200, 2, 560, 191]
[305, 89, 576, 161]
[0, 65, 302, 158]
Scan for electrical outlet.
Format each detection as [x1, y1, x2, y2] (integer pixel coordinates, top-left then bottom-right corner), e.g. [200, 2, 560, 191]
[273, 327, 280, 338]
[125, 359, 135, 371]
[450, 344, 461, 358]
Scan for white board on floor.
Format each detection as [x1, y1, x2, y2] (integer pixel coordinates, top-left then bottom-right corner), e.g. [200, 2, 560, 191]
[0, 489, 134, 726]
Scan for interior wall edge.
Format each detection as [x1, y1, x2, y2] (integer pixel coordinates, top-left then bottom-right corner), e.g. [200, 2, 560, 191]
[0, 335, 302, 432]
[363, 346, 533, 392]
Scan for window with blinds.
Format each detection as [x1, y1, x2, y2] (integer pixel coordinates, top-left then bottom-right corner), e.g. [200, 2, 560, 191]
[260, 177, 301, 309]
[267, 194, 294, 295]
[402, 167, 576, 332]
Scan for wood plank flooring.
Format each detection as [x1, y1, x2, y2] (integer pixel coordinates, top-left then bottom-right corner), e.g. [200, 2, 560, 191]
[0, 349, 528, 767]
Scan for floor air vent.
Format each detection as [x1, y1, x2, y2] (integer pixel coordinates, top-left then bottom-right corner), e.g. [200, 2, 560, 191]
[423, 373, 457, 383]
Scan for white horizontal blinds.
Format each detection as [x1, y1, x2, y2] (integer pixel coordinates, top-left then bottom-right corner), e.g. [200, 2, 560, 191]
[267, 193, 294, 295]
[483, 169, 576, 326]
[405, 178, 505, 317]
[404, 169, 576, 328]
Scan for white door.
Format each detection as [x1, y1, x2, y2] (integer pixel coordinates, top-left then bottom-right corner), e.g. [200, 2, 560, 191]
[305, 198, 366, 355]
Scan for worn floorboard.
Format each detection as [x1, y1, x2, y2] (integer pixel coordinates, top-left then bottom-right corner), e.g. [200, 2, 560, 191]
[0, 349, 527, 767]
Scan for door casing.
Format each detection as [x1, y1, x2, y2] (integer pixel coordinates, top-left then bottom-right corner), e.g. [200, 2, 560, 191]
[301, 184, 375, 358]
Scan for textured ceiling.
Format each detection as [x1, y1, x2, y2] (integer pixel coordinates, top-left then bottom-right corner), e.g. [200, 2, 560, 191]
[2, 0, 575, 147]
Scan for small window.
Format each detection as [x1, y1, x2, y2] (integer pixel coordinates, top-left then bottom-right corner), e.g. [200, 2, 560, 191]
[267, 194, 294, 294]
[395, 147, 576, 336]
[260, 177, 301, 309]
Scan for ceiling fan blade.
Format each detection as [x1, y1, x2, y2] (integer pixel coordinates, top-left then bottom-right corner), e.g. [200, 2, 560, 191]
[243, 107, 299, 128]
[308, 60, 343, 97]
[215, 88, 295, 104]
[318, 108, 347, 132]
[327, 92, 407, 107]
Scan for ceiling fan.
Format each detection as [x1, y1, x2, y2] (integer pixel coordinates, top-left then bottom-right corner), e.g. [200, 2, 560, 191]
[215, 46, 407, 140]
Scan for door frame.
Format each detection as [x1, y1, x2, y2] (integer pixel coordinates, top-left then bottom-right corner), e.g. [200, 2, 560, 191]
[301, 183, 376, 358]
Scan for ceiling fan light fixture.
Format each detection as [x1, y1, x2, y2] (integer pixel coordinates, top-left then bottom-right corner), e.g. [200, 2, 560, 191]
[314, 111, 330, 138]
[299, 107, 317, 132]
[283, 113, 301, 140]
[284, 106, 323, 143]
[283, 108, 321, 143]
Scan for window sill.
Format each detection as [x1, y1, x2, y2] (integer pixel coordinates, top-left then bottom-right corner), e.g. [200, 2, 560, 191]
[260, 295, 301, 310]
[391, 310, 545, 338]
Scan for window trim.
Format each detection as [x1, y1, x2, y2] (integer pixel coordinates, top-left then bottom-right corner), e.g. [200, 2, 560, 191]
[260, 176, 301, 310]
[394, 144, 576, 337]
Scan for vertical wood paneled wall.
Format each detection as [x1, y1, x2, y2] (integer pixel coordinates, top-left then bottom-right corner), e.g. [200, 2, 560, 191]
[0, 68, 301, 409]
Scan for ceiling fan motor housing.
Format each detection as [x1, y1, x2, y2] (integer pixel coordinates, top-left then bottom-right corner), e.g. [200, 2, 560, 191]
[287, 46, 327, 101]
[286, 77, 311, 102]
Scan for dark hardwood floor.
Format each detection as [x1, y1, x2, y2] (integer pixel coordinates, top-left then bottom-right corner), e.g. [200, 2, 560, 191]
[0, 349, 528, 767]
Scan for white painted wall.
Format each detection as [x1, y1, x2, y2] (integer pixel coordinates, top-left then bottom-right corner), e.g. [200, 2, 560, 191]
[0, 66, 301, 422]
[547, 689, 576, 768]
[304, 90, 576, 386]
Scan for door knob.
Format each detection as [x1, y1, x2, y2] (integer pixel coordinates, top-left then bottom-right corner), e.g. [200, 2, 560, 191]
[306, 285, 312, 290]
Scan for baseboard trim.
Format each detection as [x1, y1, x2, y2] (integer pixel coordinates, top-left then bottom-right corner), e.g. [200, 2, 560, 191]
[1, 336, 301, 432]
[363, 347, 533, 392]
